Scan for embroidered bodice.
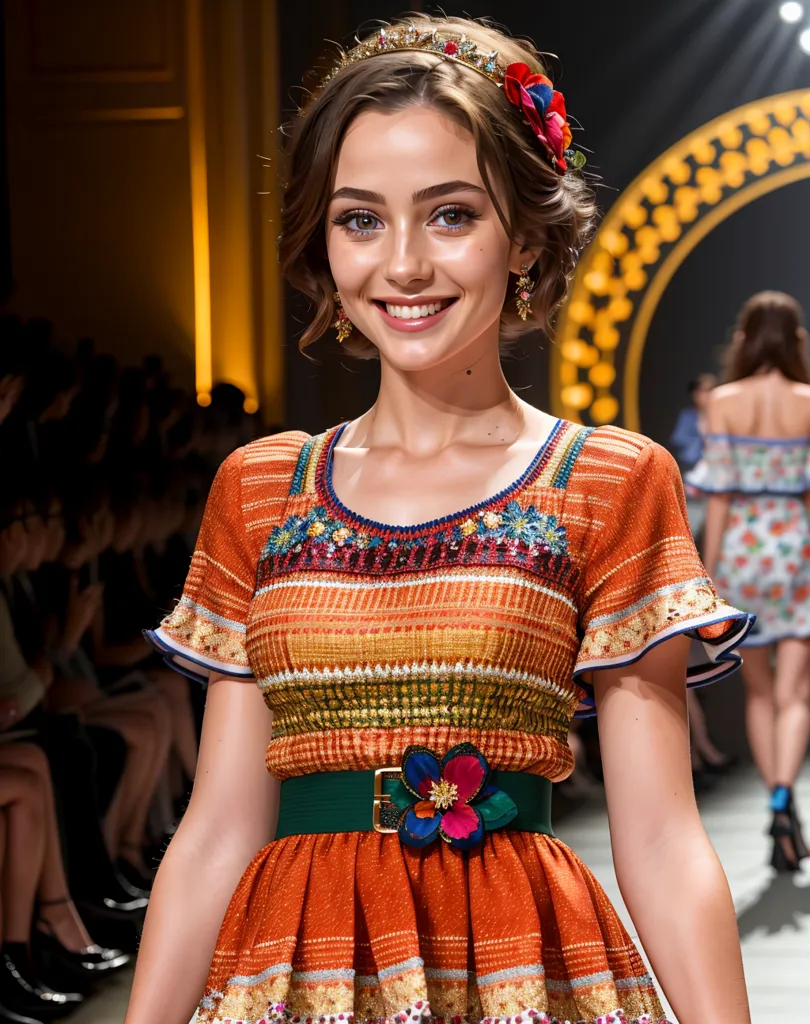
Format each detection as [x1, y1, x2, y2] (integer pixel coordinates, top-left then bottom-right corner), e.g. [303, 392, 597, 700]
[149, 422, 751, 785]
[686, 433, 810, 495]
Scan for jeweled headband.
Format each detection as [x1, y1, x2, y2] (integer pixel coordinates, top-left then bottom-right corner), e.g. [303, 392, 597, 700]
[322, 24, 586, 176]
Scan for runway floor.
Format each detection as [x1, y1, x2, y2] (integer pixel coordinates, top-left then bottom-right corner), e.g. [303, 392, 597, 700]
[555, 761, 810, 1022]
[78, 762, 810, 1024]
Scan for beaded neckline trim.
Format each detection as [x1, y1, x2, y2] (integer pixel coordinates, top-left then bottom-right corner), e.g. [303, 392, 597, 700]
[315, 419, 565, 537]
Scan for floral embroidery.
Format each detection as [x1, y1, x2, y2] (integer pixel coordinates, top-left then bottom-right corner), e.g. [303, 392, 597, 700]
[497, 500, 567, 554]
[264, 517, 309, 555]
[261, 502, 568, 560]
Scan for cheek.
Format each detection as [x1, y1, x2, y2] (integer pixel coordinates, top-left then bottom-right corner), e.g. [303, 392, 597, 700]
[442, 236, 510, 292]
[326, 230, 377, 293]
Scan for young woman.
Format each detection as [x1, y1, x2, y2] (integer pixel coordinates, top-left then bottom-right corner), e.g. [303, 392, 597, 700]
[688, 290, 810, 871]
[126, 17, 753, 1024]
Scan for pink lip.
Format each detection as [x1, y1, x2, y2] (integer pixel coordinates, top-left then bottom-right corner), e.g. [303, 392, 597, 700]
[374, 300, 457, 332]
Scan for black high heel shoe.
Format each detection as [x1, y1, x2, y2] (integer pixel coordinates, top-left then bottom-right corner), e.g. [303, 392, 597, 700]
[33, 899, 130, 991]
[768, 785, 808, 871]
[0, 945, 83, 1018]
[770, 823, 800, 871]
[787, 790, 809, 862]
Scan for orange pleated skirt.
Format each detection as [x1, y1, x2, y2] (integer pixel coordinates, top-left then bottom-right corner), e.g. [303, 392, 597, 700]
[193, 831, 669, 1024]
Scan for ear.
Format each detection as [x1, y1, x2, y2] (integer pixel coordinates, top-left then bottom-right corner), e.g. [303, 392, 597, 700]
[508, 240, 543, 277]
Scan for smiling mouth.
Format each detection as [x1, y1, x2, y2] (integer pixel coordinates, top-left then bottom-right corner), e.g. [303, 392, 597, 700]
[374, 298, 457, 320]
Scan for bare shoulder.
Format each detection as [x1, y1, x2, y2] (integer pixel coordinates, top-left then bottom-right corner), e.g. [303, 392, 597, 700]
[705, 381, 744, 404]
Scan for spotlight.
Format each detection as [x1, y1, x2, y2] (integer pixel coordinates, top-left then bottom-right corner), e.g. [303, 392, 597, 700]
[780, 2, 804, 22]
[801, 28, 810, 52]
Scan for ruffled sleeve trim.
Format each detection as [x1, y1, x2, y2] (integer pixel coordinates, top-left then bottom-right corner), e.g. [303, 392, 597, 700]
[573, 604, 754, 717]
[144, 594, 254, 686]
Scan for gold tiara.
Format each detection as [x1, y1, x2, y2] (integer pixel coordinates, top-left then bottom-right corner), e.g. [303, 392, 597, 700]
[319, 24, 585, 175]
[322, 24, 505, 88]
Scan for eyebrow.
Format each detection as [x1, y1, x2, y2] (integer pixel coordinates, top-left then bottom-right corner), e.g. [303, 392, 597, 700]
[329, 180, 487, 205]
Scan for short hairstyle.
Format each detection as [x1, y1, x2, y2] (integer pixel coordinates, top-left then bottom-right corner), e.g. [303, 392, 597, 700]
[278, 15, 597, 359]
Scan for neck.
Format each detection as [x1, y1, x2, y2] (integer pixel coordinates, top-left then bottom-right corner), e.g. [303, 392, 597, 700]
[348, 334, 530, 454]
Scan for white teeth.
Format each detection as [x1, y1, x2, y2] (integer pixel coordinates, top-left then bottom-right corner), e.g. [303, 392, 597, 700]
[384, 300, 449, 319]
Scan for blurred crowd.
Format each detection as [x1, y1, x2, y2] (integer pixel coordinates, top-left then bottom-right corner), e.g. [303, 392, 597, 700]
[0, 314, 260, 1024]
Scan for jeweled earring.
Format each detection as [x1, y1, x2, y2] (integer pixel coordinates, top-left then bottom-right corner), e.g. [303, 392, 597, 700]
[515, 264, 534, 321]
[332, 292, 353, 343]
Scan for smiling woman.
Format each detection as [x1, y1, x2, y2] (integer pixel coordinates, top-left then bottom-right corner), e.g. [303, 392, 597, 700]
[279, 20, 594, 359]
[127, 14, 754, 1024]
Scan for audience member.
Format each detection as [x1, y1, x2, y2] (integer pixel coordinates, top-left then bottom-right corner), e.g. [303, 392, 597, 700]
[0, 319, 259, 1018]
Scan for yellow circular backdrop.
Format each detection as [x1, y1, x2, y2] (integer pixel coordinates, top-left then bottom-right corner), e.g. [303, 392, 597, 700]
[552, 89, 810, 431]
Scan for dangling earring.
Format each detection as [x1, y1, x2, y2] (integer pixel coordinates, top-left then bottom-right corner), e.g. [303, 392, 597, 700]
[332, 292, 353, 343]
[515, 264, 534, 322]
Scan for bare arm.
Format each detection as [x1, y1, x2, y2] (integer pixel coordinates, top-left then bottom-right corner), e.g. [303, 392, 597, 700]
[593, 635, 749, 1023]
[124, 674, 278, 1024]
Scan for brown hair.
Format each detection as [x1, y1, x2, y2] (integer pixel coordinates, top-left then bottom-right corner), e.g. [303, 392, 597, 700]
[723, 291, 810, 384]
[278, 15, 597, 359]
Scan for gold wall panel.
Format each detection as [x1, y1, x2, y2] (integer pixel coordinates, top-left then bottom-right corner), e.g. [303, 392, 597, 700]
[4, 0, 195, 380]
[553, 90, 810, 431]
[5, 0, 283, 416]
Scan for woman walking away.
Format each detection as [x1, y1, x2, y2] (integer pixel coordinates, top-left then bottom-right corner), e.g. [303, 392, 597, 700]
[688, 290, 810, 871]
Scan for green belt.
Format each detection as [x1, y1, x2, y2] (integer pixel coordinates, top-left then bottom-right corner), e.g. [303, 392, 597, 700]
[276, 768, 554, 840]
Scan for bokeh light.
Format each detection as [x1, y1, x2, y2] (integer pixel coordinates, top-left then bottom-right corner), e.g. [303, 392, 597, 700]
[780, 2, 804, 24]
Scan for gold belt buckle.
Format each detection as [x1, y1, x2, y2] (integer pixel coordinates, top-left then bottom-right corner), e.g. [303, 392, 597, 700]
[372, 767, 402, 834]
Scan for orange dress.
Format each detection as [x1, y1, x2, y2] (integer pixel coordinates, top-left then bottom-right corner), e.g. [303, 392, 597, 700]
[148, 421, 751, 1024]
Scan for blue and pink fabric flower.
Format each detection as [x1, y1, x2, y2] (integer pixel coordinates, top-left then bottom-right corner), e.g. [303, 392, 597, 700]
[503, 63, 574, 174]
[390, 743, 518, 849]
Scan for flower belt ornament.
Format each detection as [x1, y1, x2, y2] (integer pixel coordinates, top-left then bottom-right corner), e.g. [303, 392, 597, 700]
[389, 743, 518, 849]
[504, 63, 582, 174]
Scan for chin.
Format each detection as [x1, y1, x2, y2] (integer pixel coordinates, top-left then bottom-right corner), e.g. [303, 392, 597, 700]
[367, 328, 474, 373]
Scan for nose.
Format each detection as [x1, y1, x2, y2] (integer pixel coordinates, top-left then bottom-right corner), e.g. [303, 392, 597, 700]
[383, 218, 433, 289]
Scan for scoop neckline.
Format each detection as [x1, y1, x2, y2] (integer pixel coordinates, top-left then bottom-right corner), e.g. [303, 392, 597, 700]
[315, 418, 564, 536]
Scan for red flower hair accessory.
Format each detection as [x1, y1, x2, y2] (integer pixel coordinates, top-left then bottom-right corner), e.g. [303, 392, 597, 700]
[503, 62, 576, 175]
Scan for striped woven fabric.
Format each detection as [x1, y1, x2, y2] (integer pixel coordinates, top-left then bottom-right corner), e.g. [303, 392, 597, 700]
[147, 420, 752, 1024]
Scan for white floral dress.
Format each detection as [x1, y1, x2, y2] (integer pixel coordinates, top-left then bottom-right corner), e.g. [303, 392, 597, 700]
[687, 434, 810, 645]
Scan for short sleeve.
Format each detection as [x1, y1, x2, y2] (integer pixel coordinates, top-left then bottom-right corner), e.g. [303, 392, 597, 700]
[573, 439, 753, 714]
[145, 447, 256, 684]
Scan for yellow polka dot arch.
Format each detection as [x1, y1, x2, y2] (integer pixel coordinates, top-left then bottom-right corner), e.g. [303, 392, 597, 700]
[552, 90, 810, 431]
